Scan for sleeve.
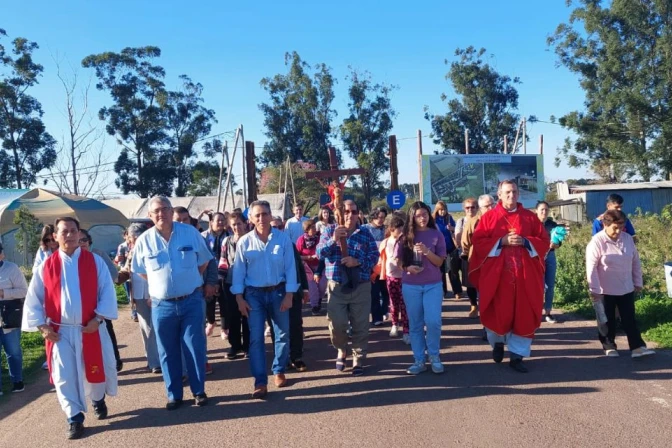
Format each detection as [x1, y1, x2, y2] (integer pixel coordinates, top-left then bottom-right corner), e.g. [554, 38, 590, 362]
[625, 219, 636, 236]
[32, 249, 45, 274]
[196, 233, 214, 266]
[293, 246, 309, 291]
[314, 258, 325, 277]
[434, 230, 447, 259]
[283, 235, 299, 293]
[204, 258, 218, 285]
[585, 239, 602, 294]
[362, 234, 380, 274]
[632, 241, 643, 288]
[317, 225, 338, 259]
[591, 219, 602, 236]
[95, 255, 119, 320]
[99, 250, 119, 283]
[218, 237, 229, 270]
[22, 265, 47, 331]
[296, 235, 305, 255]
[3, 264, 29, 299]
[131, 238, 147, 275]
[449, 215, 456, 228]
[230, 239, 247, 295]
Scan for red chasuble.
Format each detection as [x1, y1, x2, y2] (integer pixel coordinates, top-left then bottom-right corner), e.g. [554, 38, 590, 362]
[468, 202, 550, 337]
[43, 250, 105, 384]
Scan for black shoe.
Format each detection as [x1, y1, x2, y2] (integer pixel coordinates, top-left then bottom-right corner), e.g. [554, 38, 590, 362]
[311, 306, 321, 316]
[492, 342, 504, 363]
[509, 357, 529, 373]
[151, 367, 162, 374]
[116, 360, 123, 372]
[226, 350, 242, 360]
[291, 359, 308, 372]
[481, 329, 488, 342]
[93, 401, 108, 420]
[67, 422, 84, 440]
[12, 381, 25, 393]
[194, 394, 208, 406]
[166, 399, 184, 411]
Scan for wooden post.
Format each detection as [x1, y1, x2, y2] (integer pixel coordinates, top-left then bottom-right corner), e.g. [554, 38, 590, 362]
[417, 129, 423, 201]
[328, 146, 338, 172]
[245, 141, 257, 204]
[504, 135, 508, 154]
[216, 140, 227, 211]
[465, 129, 470, 154]
[222, 129, 240, 211]
[389, 135, 398, 191]
[240, 125, 247, 206]
[539, 134, 544, 155]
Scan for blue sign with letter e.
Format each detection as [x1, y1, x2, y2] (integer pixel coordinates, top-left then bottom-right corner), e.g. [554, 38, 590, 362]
[386, 190, 406, 210]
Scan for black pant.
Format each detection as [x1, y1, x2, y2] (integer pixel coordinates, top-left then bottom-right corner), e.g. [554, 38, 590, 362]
[443, 252, 463, 295]
[223, 284, 249, 353]
[269, 293, 304, 362]
[104, 319, 121, 363]
[598, 292, 645, 350]
[205, 285, 226, 327]
[370, 278, 390, 323]
[466, 287, 478, 306]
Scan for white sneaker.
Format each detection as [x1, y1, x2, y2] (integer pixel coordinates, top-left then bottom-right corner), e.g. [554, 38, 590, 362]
[429, 355, 444, 374]
[402, 333, 411, 345]
[406, 360, 427, 375]
[389, 325, 399, 337]
[631, 347, 655, 358]
[605, 349, 619, 357]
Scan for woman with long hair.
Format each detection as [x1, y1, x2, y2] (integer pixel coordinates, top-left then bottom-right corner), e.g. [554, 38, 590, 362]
[33, 225, 58, 274]
[397, 201, 447, 375]
[315, 206, 333, 234]
[432, 201, 461, 299]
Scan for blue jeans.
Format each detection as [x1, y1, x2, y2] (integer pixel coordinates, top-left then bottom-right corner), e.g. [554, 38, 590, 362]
[402, 282, 443, 361]
[152, 290, 206, 401]
[0, 328, 22, 386]
[246, 286, 290, 387]
[544, 250, 557, 312]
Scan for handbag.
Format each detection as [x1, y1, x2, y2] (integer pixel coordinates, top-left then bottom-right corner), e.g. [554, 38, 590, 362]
[0, 299, 24, 329]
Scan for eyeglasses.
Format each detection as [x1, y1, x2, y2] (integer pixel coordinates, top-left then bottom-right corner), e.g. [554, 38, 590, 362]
[464, 206, 476, 210]
[43, 238, 54, 243]
[78, 238, 91, 244]
[149, 206, 171, 215]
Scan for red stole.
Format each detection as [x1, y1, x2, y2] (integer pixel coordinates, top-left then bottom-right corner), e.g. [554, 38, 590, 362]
[43, 249, 105, 384]
[468, 202, 550, 336]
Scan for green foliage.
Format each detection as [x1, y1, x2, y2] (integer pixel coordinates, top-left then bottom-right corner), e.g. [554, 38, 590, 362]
[0, 29, 57, 188]
[643, 322, 672, 348]
[424, 46, 524, 154]
[340, 69, 396, 209]
[12, 205, 42, 266]
[259, 51, 337, 170]
[548, 0, 672, 181]
[258, 162, 324, 215]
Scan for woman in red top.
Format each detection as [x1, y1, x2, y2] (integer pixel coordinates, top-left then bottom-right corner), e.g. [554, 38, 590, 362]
[296, 219, 326, 314]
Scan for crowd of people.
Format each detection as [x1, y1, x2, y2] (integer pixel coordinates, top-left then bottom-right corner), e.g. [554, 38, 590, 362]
[0, 183, 657, 440]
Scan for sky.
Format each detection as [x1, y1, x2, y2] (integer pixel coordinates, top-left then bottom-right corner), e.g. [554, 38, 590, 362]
[2, 0, 593, 198]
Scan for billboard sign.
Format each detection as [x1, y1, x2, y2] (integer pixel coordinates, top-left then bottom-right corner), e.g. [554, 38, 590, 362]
[421, 154, 544, 211]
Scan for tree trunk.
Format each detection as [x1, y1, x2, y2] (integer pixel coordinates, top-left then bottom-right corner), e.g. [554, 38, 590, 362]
[12, 148, 22, 189]
[71, 126, 78, 195]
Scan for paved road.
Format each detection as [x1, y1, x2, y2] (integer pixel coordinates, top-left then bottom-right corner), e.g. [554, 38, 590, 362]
[1, 299, 671, 447]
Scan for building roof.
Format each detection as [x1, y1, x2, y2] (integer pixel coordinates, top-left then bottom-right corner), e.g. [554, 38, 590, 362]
[570, 181, 672, 192]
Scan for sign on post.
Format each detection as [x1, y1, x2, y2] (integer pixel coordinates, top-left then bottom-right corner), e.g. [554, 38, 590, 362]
[386, 190, 406, 210]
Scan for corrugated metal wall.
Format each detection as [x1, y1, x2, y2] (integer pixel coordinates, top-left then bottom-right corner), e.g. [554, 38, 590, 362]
[586, 189, 672, 219]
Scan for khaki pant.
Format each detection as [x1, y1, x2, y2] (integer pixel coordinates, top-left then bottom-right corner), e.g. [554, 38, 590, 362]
[327, 280, 371, 362]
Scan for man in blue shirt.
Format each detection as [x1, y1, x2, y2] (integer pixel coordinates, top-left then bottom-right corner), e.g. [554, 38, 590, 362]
[131, 196, 213, 410]
[592, 193, 636, 237]
[231, 200, 298, 399]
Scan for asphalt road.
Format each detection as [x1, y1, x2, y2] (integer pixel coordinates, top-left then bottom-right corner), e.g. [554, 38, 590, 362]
[1, 299, 671, 447]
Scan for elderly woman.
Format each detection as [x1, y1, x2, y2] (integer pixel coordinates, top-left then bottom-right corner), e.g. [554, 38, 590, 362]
[33, 225, 58, 274]
[0, 242, 29, 393]
[586, 210, 655, 358]
[121, 223, 161, 373]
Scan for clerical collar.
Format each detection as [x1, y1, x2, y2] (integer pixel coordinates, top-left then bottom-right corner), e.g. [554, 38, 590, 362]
[508, 207, 517, 213]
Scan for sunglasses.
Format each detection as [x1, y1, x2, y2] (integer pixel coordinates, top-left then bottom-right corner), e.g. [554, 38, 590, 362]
[78, 238, 91, 244]
[43, 238, 55, 243]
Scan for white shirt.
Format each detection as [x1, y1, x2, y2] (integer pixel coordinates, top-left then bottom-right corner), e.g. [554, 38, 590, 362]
[285, 216, 309, 244]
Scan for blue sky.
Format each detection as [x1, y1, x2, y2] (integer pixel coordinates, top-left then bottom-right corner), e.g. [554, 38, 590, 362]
[3, 0, 592, 197]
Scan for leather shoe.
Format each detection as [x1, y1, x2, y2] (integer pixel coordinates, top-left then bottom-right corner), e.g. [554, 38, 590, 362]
[492, 342, 504, 363]
[252, 385, 268, 399]
[93, 400, 108, 419]
[274, 373, 287, 388]
[194, 394, 208, 406]
[67, 422, 84, 440]
[166, 399, 183, 411]
[509, 357, 529, 373]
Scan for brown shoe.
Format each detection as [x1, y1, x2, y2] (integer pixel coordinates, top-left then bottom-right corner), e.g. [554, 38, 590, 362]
[468, 306, 479, 319]
[274, 373, 288, 388]
[252, 385, 268, 399]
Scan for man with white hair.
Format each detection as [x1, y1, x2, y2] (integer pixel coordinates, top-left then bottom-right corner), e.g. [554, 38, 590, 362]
[132, 196, 213, 410]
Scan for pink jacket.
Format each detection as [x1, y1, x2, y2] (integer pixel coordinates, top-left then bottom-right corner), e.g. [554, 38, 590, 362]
[586, 230, 642, 296]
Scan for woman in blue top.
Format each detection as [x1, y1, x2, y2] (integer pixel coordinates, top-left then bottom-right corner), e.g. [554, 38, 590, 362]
[432, 201, 461, 298]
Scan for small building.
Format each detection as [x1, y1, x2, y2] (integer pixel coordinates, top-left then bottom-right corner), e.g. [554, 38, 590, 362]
[557, 181, 672, 220]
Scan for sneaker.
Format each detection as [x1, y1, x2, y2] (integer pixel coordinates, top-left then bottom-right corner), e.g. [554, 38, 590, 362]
[389, 325, 399, 337]
[402, 333, 411, 345]
[406, 360, 427, 375]
[11, 381, 25, 393]
[311, 306, 321, 316]
[194, 393, 208, 406]
[291, 359, 308, 372]
[93, 400, 108, 419]
[429, 355, 444, 374]
[205, 363, 213, 375]
[372, 321, 383, 327]
[543, 314, 557, 324]
[67, 421, 85, 440]
[605, 348, 619, 357]
[631, 347, 655, 358]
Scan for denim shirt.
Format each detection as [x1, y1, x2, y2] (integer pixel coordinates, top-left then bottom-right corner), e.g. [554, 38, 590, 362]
[131, 222, 213, 300]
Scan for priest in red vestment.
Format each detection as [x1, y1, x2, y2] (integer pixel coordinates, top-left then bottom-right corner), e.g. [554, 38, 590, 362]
[469, 180, 550, 373]
[22, 217, 118, 440]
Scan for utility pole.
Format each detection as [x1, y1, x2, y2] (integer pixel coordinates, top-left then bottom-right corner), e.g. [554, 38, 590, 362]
[417, 129, 423, 201]
[539, 134, 544, 155]
[465, 129, 470, 154]
[216, 140, 228, 211]
[389, 135, 398, 191]
[239, 124, 247, 206]
[245, 141, 257, 204]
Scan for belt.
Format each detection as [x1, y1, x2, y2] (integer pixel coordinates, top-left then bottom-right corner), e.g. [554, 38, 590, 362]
[165, 287, 203, 302]
[250, 282, 285, 292]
